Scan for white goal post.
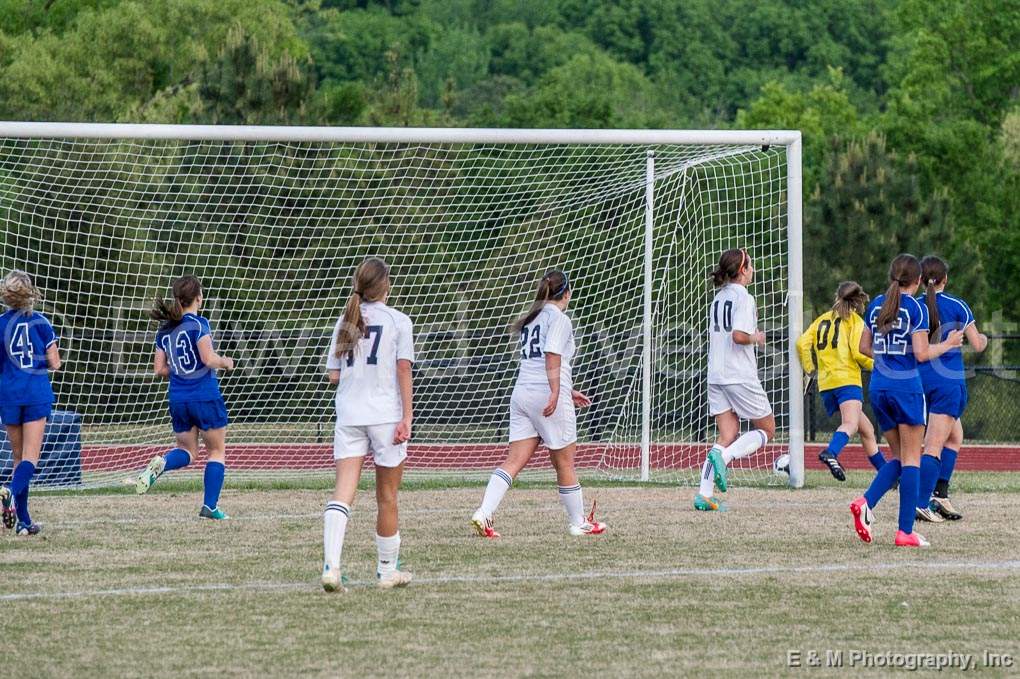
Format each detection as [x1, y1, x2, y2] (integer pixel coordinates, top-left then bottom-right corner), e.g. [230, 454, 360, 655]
[0, 123, 804, 489]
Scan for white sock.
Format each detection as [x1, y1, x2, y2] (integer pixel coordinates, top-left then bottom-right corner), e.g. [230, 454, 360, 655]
[323, 501, 350, 572]
[376, 532, 401, 577]
[698, 459, 715, 497]
[557, 484, 585, 526]
[722, 430, 769, 464]
[479, 468, 513, 517]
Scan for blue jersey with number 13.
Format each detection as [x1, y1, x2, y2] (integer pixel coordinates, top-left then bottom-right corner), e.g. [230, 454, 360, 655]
[865, 294, 929, 394]
[154, 312, 222, 403]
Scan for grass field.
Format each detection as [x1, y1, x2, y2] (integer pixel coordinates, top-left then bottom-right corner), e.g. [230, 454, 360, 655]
[2, 472, 1019, 677]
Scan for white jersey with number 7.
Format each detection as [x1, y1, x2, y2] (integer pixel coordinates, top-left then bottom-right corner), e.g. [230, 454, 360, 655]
[707, 283, 760, 386]
[326, 301, 415, 426]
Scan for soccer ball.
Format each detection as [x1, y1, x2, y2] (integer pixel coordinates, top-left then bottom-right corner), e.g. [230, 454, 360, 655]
[772, 453, 791, 478]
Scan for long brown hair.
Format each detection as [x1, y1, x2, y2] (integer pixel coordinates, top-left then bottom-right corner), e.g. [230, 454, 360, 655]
[512, 270, 570, 332]
[150, 275, 203, 329]
[921, 255, 948, 341]
[876, 254, 921, 334]
[334, 257, 391, 358]
[711, 248, 749, 287]
[1, 270, 41, 314]
[831, 281, 869, 321]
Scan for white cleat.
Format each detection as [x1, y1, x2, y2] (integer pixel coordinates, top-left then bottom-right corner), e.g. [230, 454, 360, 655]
[568, 520, 607, 536]
[915, 506, 944, 523]
[470, 509, 501, 538]
[377, 570, 413, 590]
[321, 565, 347, 593]
[135, 455, 165, 495]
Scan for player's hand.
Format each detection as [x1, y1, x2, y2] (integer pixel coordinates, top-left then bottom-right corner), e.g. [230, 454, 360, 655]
[571, 390, 591, 408]
[543, 394, 558, 417]
[221, 356, 235, 371]
[945, 330, 964, 348]
[753, 330, 766, 347]
[393, 417, 412, 444]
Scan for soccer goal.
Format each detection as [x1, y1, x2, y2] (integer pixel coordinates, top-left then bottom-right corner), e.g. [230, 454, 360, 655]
[0, 123, 803, 489]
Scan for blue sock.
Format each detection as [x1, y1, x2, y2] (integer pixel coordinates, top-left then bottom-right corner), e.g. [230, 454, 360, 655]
[917, 454, 941, 509]
[863, 459, 901, 509]
[10, 461, 35, 525]
[898, 465, 920, 534]
[163, 448, 192, 472]
[203, 461, 225, 510]
[939, 447, 958, 482]
[826, 431, 850, 457]
[868, 452, 886, 471]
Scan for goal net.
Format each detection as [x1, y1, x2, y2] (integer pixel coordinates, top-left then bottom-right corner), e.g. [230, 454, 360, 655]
[0, 124, 803, 489]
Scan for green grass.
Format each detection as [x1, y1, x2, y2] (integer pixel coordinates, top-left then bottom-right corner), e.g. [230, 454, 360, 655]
[2, 473, 1019, 677]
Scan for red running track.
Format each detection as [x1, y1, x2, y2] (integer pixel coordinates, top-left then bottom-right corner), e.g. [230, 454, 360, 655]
[82, 442, 1020, 473]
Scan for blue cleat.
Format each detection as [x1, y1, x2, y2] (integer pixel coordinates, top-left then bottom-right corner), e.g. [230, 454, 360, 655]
[15, 521, 41, 537]
[199, 505, 230, 520]
[707, 447, 728, 492]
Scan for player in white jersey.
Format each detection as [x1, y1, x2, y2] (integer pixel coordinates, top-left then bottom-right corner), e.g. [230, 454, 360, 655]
[471, 270, 606, 538]
[321, 257, 414, 592]
[695, 248, 777, 511]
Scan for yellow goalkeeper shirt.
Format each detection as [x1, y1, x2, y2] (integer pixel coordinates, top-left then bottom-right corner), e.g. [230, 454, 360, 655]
[796, 311, 874, 391]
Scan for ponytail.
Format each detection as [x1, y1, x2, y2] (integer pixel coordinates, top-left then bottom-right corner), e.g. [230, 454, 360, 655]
[512, 270, 569, 332]
[150, 275, 202, 329]
[920, 255, 948, 341]
[876, 254, 921, 334]
[711, 248, 749, 288]
[334, 257, 390, 359]
[831, 281, 869, 321]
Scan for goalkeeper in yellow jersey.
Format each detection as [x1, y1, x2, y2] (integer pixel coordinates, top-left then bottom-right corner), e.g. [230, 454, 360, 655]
[796, 282, 885, 481]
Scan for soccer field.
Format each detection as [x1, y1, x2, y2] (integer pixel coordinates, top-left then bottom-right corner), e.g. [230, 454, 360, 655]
[2, 473, 1019, 678]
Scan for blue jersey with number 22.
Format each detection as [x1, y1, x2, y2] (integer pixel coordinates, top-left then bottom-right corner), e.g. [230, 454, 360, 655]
[154, 313, 222, 403]
[865, 294, 929, 394]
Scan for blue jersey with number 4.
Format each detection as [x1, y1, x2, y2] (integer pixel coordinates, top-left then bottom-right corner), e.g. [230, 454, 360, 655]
[0, 309, 57, 406]
[154, 313, 222, 403]
[865, 294, 929, 393]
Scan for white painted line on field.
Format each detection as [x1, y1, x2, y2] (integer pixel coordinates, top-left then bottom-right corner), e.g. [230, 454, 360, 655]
[3, 560, 1019, 602]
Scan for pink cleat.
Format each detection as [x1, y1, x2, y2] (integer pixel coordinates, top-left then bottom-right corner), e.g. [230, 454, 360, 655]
[850, 497, 874, 543]
[894, 530, 930, 548]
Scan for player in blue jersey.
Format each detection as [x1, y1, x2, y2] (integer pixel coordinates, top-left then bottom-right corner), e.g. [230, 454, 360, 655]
[0, 271, 61, 536]
[849, 254, 963, 548]
[914, 256, 987, 523]
[131, 275, 235, 520]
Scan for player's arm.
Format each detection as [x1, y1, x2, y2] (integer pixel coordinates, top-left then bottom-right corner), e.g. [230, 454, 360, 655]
[795, 318, 817, 373]
[154, 348, 170, 378]
[850, 317, 874, 370]
[393, 358, 413, 443]
[859, 326, 873, 358]
[197, 335, 234, 371]
[327, 369, 340, 385]
[911, 329, 964, 362]
[731, 294, 765, 347]
[543, 352, 562, 417]
[46, 341, 61, 371]
[965, 322, 988, 353]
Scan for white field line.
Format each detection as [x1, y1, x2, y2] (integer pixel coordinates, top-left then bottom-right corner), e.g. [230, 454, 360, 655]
[2, 560, 1019, 602]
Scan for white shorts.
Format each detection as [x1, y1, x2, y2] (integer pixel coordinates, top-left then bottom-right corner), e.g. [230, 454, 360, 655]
[334, 422, 407, 468]
[508, 386, 577, 450]
[708, 382, 773, 420]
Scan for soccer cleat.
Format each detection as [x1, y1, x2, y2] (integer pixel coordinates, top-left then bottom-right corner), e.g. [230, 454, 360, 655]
[0, 486, 14, 530]
[470, 509, 500, 539]
[915, 506, 944, 523]
[894, 530, 930, 548]
[135, 455, 166, 495]
[377, 570, 413, 590]
[849, 496, 874, 543]
[693, 494, 724, 512]
[818, 451, 846, 482]
[930, 497, 963, 521]
[15, 521, 41, 537]
[321, 565, 348, 593]
[199, 505, 230, 520]
[568, 500, 607, 535]
[707, 447, 727, 492]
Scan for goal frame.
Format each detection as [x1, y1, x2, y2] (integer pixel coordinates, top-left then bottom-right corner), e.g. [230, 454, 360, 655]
[0, 123, 805, 488]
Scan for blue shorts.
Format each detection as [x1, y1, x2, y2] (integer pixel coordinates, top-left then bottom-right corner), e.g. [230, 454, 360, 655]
[0, 402, 52, 426]
[925, 383, 968, 420]
[169, 399, 229, 433]
[870, 390, 925, 432]
[820, 385, 864, 418]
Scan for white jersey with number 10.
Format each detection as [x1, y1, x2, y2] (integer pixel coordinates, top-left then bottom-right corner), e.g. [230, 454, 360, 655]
[326, 301, 415, 427]
[707, 283, 760, 386]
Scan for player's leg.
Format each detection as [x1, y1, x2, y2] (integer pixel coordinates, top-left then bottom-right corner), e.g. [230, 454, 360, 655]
[10, 416, 45, 535]
[135, 402, 199, 494]
[198, 425, 228, 520]
[549, 442, 606, 536]
[819, 390, 862, 481]
[856, 409, 885, 471]
[931, 418, 964, 520]
[375, 460, 412, 588]
[1, 421, 23, 530]
[723, 412, 775, 465]
[916, 413, 954, 523]
[473, 439, 538, 537]
[851, 393, 902, 543]
[322, 455, 364, 592]
[694, 410, 737, 511]
[894, 423, 928, 547]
